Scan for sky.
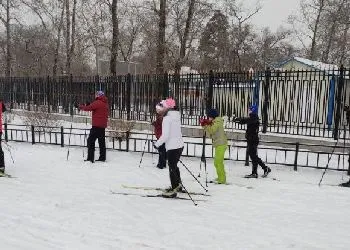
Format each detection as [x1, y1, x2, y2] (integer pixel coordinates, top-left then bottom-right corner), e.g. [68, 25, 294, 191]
[248, 0, 302, 31]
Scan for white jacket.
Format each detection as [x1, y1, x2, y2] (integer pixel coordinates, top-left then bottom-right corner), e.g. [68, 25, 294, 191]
[154, 110, 184, 151]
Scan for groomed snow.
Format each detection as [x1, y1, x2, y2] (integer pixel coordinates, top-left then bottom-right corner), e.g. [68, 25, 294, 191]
[0, 142, 350, 250]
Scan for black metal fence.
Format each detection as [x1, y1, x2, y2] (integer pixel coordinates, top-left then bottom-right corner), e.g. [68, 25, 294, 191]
[2, 123, 350, 172]
[0, 67, 349, 138]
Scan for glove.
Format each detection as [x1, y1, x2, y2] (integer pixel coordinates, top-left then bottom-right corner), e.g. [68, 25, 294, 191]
[73, 102, 79, 109]
[85, 101, 90, 106]
[200, 118, 212, 127]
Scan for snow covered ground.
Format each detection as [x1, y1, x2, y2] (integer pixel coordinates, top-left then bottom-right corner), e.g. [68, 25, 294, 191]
[1, 142, 350, 250]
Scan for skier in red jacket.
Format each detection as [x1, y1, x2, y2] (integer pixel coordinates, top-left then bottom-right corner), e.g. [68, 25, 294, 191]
[79, 91, 109, 163]
[0, 100, 7, 173]
[152, 106, 167, 169]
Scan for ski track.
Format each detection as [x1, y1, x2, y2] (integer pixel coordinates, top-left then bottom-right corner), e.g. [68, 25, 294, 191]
[0, 142, 349, 249]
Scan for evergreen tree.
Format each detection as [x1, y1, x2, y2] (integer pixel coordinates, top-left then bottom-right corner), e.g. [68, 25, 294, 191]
[198, 10, 230, 71]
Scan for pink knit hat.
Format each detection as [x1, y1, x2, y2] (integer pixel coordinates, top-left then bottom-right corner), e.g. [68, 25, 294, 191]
[160, 98, 176, 109]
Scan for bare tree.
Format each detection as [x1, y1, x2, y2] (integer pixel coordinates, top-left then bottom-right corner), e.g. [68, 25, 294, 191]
[224, 0, 262, 70]
[70, 0, 77, 70]
[307, 0, 326, 60]
[254, 27, 293, 68]
[339, 8, 350, 65]
[173, 0, 195, 74]
[118, 1, 142, 62]
[53, 1, 65, 77]
[110, 0, 118, 75]
[156, 0, 166, 74]
[321, 0, 346, 62]
[65, 0, 70, 75]
[0, 0, 12, 76]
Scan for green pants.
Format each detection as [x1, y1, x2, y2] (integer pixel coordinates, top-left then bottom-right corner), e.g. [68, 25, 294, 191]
[214, 145, 227, 184]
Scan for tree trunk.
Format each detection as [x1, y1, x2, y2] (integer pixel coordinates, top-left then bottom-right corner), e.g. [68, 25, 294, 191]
[65, 0, 71, 75]
[339, 22, 349, 65]
[174, 0, 196, 75]
[310, 0, 325, 60]
[110, 0, 118, 75]
[322, 20, 336, 63]
[156, 0, 166, 74]
[69, 0, 77, 69]
[53, 3, 65, 78]
[6, 0, 11, 77]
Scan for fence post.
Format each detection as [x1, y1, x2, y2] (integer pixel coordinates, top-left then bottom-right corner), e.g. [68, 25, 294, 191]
[126, 73, 131, 121]
[245, 148, 249, 166]
[4, 123, 8, 142]
[47, 76, 51, 113]
[69, 74, 74, 116]
[61, 126, 64, 147]
[31, 125, 35, 144]
[206, 70, 214, 113]
[334, 65, 345, 140]
[126, 131, 130, 152]
[10, 77, 13, 109]
[262, 68, 270, 133]
[294, 142, 300, 171]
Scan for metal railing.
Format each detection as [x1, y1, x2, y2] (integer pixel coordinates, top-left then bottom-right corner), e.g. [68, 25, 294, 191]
[1, 68, 349, 138]
[3, 123, 349, 173]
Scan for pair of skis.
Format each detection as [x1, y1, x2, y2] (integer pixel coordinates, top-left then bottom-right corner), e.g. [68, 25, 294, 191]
[111, 185, 210, 203]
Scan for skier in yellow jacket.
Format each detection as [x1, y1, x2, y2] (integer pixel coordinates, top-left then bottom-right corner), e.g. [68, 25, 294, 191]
[200, 108, 228, 184]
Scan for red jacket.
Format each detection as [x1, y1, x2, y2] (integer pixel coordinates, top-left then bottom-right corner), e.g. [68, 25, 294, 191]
[80, 96, 109, 128]
[152, 114, 163, 139]
[0, 102, 6, 133]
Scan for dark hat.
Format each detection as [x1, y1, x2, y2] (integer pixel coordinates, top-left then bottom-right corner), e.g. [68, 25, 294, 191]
[207, 108, 219, 118]
[249, 104, 258, 114]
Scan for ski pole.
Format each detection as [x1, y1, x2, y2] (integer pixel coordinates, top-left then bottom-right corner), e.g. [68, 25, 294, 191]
[138, 132, 150, 168]
[83, 117, 88, 159]
[204, 153, 208, 187]
[179, 159, 208, 192]
[319, 139, 340, 186]
[139, 112, 155, 168]
[66, 121, 73, 161]
[342, 125, 346, 180]
[180, 181, 197, 206]
[199, 132, 206, 177]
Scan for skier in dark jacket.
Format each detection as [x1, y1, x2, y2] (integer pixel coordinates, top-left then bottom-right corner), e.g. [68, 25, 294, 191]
[78, 91, 109, 163]
[152, 108, 167, 169]
[234, 104, 271, 178]
[0, 100, 7, 173]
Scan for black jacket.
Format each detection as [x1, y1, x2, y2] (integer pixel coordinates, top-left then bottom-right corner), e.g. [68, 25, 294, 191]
[235, 113, 260, 142]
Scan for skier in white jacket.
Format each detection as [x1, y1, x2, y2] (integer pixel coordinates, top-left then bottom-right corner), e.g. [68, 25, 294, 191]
[154, 98, 184, 197]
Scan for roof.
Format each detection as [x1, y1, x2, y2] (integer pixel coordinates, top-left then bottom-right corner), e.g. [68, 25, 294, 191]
[278, 56, 339, 71]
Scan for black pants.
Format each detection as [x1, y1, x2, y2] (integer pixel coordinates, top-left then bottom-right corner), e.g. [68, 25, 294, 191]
[247, 140, 266, 174]
[167, 147, 183, 189]
[87, 127, 106, 162]
[0, 133, 4, 171]
[157, 144, 167, 169]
